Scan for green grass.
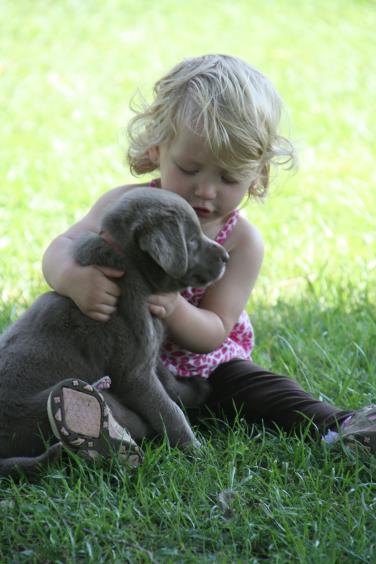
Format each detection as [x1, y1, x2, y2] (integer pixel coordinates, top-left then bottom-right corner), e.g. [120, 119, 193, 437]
[0, 0, 375, 561]
[1, 432, 375, 562]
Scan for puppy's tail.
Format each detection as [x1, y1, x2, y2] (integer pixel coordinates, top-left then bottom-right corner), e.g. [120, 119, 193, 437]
[0, 443, 62, 480]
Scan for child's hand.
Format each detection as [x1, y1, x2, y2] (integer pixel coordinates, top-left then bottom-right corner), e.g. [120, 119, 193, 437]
[148, 292, 179, 319]
[69, 265, 124, 322]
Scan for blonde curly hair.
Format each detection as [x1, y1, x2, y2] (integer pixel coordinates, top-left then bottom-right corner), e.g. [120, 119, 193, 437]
[127, 54, 295, 198]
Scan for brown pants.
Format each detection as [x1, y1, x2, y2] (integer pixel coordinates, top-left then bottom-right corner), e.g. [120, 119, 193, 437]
[192, 359, 353, 436]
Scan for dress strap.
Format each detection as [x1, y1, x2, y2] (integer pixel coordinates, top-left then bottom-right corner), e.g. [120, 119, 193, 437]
[215, 210, 239, 245]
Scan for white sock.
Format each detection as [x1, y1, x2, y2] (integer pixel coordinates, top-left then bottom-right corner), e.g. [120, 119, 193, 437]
[322, 429, 339, 444]
[322, 415, 354, 444]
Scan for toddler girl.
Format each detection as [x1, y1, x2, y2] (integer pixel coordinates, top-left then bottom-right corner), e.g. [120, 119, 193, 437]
[43, 54, 375, 460]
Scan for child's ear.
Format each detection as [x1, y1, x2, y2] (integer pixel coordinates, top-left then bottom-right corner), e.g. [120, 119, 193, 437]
[148, 145, 160, 166]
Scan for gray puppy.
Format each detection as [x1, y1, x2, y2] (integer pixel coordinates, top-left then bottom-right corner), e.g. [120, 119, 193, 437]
[0, 188, 228, 477]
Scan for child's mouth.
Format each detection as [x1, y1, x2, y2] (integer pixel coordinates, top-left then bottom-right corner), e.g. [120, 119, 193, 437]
[193, 207, 211, 218]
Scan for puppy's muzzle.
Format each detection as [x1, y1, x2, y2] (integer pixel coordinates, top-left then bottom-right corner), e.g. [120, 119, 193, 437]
[214, 243, 229, 264]
[179, 235, 229, 288]
[207, 239, 229, 265]
[196, 240, 229, 286]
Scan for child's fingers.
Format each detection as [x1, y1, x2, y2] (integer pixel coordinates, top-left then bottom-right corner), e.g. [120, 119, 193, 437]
[104, 285, 121, 302]
[90, 266, 122, 298]
[148, 304, 166, 318]
[87, 311, 112, 322]
[97, 303, 117, 316]
[86, 304, 117, 322]
[148, 292, 178, 318]
[95, 266, 125, 279]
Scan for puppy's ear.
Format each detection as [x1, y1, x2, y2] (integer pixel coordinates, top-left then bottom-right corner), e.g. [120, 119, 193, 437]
[138, 221, 188, 278]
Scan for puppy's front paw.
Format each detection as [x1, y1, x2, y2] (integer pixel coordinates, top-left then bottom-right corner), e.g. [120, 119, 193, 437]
[181, 436, 202, 451]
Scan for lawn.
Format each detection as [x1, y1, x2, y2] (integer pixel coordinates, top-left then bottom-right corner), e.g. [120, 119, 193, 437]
[0, 0, 375, 561]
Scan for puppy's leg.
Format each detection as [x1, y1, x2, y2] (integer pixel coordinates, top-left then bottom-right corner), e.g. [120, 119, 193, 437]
[0, 387, 56, 459]
[127, 375, 201, 449]
[0, 386, 64, 478]
[157, 364, 211, 408]
[0, 443, 62, 480]
[101, 390, 153, 442]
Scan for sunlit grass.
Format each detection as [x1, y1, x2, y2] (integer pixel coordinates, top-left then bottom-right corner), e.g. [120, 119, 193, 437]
[1, 1, 375, 303]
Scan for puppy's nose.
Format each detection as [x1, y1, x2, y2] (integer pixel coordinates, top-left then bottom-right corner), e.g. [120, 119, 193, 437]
[222, 249, 230, 263]
[214, 244, 229, 263]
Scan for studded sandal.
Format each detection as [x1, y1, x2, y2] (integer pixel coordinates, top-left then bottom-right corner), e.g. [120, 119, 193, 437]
[47, 378, 143, 467]
[337, 404, 376, 454]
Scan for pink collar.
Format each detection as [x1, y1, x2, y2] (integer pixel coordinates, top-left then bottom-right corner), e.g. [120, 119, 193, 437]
[99, 230, 125, 257]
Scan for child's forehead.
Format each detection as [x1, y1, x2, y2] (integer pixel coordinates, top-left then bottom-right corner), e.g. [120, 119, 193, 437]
[167, 128, 246, 174]
[169, 128, 209, 156]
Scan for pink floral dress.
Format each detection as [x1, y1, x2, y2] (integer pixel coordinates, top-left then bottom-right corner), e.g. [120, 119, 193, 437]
[153, 182, 254, 378]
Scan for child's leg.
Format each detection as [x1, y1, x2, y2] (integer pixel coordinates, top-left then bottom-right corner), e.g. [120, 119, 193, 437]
[204, 359, 353, 435]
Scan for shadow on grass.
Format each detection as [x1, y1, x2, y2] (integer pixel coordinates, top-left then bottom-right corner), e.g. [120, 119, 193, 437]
[0, 283, 375, 561]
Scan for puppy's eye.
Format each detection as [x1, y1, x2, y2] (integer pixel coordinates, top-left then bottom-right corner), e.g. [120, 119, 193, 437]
[188, 238, 199, 251]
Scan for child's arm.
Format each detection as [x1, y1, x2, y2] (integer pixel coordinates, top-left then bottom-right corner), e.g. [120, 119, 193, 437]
[42, 185, 134, 321]
[149, 217, 264, 353]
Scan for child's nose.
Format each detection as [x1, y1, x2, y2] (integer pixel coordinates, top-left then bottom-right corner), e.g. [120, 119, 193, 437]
[195, 180, 216, 199]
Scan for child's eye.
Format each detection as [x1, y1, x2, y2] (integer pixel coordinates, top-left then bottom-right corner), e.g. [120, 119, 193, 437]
[221, 175, 239, 185]
[176, 163, 198, 175]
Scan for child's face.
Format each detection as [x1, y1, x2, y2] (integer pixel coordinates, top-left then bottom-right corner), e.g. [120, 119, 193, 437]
[148, 128, 253, 226]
